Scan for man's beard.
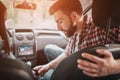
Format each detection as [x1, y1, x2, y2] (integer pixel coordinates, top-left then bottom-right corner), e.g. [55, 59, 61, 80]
[66, 24, 77, 37]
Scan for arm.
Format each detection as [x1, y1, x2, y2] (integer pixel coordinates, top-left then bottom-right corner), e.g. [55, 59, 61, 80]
[77, 49, 120, 77]
[48, 52, 67, 68]
[33, 52, 67, 76]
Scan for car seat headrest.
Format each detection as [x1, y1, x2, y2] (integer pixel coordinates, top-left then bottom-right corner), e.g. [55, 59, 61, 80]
[92, 0, 120, 27]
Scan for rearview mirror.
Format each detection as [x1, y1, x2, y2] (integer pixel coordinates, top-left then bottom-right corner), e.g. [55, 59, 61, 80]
[13, 1, 36, 10]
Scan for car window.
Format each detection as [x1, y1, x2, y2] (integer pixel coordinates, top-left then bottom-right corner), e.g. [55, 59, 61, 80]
[80, 0, 92, 10]
[2, 0, 92, 30]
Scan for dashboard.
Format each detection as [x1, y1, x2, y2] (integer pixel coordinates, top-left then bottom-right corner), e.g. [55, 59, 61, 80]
[7, 29, 68, 66]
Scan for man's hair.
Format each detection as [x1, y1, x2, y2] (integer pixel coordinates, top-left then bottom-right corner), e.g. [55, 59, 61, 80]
[49, 0, 83, 16]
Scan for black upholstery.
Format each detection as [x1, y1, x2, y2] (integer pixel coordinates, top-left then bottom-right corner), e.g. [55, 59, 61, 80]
[92, 0, 120, 27]
[50, 44, 120, 80]
[0, 58, 34, 80]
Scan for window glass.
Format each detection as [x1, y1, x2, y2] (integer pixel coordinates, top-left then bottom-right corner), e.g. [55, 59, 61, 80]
[2, 0, 92, 30]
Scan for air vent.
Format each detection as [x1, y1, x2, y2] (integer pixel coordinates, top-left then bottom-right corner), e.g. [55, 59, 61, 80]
[16, 34, 24, 41]
[26, 34, 34, 40]
[37, 33, 60, 37]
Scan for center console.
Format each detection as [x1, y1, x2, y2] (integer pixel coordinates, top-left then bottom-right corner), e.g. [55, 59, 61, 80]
[13, 29, 37, 67]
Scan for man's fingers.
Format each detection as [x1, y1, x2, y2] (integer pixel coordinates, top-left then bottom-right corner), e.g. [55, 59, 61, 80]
[33, 66, 42, 70]
[38, 68, 46, 76]
[81, 53, 103, 64]
[77, 59, 99, 69]
[96, 49, 113, 58]
[78, 65, 98, 73]
[83, 71, 99, 77]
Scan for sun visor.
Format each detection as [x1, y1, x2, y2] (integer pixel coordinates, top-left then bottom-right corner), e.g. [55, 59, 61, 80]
[92, 0, 120, 27]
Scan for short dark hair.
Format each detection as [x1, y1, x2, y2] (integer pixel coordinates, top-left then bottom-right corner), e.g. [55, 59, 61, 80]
[49, 0, 83, 16]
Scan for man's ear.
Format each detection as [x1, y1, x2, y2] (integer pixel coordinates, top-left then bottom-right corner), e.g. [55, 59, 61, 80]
[70, 12, 79, 25]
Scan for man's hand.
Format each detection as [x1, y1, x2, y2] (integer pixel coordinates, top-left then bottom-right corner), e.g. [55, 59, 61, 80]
[77, 49, 120, 77]
[33, 64, 51, 77]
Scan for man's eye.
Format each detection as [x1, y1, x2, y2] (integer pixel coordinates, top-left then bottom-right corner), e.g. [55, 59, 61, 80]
[58, 20, 63, 24]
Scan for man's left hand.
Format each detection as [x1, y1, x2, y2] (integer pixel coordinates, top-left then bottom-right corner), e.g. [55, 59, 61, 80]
[77, 49, 119, 77]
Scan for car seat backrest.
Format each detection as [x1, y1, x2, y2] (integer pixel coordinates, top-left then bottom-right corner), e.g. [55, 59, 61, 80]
[92, 0, 120, 27]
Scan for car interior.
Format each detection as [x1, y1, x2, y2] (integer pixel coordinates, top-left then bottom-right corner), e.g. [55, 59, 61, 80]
[0, 0, 120, 80]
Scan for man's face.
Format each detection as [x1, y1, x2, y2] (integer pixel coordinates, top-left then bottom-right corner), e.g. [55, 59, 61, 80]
[53, 10, 76, 37]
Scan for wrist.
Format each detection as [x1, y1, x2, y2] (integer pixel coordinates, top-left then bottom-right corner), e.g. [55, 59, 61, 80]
[115, 60, 120, 73]
[48, 60, 58, 69]
[111, 60, 120, 74]
[48, 63, 52, 69]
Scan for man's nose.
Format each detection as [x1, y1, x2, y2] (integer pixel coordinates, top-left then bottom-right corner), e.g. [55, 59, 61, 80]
[57, 24, 62, 31]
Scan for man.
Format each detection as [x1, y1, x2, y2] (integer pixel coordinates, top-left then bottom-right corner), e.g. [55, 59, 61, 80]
[33, 0, 119, 80]
[33, 0, 85, 79]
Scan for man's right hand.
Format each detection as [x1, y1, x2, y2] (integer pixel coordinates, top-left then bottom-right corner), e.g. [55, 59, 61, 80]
[33, 64, 51, 77]
[32, 52, 67, 77]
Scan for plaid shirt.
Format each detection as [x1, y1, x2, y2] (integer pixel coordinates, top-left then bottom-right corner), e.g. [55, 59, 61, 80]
[65, 19, 120, 56]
